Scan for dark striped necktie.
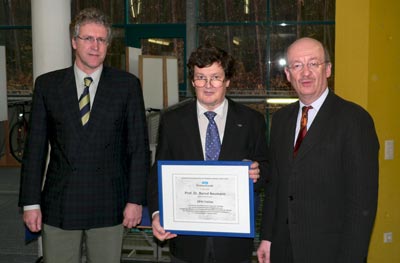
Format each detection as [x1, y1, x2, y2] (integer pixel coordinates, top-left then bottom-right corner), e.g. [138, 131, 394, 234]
[79, 77, 93, 126]
[293, 106, 313, 157]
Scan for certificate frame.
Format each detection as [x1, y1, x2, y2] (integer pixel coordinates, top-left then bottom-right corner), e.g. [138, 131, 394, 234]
[158, 160, 255, 238]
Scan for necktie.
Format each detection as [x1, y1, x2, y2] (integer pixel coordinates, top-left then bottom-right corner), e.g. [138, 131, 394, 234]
[204, 111, 221, 161]
[79, 77, 93, 126]
[293, 106, 313, 157]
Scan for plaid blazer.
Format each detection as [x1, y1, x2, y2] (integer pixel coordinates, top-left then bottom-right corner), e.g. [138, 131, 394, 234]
[19, 66, 149, 230]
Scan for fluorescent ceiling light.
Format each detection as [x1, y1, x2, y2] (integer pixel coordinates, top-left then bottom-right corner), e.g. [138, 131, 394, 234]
[233, 37, 240, 46]
[266, 98, 298, 104]
[244, 0, 249, 14]
[148, 39, 170, 46]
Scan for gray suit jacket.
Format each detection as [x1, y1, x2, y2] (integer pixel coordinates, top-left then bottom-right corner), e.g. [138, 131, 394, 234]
[19, 66, 149, 230]
[261, 90, 379, 263]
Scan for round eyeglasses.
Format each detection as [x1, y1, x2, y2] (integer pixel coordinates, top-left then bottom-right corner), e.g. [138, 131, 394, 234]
[193, 76, 225, 88]
[76, 35, 108, 45]
[287, 61, 327, 72]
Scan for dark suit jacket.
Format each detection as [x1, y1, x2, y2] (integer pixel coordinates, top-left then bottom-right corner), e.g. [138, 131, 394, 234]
[260, 90, 379, 263]
[18, 66, 149, 230]
[147, 98, 268, 263]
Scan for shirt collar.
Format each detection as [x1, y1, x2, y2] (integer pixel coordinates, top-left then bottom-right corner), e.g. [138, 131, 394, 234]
[299, 88, 329, 111]
[197, 98, 227, 119]
[74, 63, 103, 86]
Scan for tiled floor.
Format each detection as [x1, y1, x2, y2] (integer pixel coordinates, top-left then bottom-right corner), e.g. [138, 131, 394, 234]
[0, 167, 259, 263]
[0, 167, 39, 263]
[0, 167, 160, 263]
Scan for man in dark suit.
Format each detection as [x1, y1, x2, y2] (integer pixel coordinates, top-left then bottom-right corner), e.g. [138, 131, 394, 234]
[257, 37, 379, 263]
[147, 44, 268, 263]
[18, 8, 149, 263]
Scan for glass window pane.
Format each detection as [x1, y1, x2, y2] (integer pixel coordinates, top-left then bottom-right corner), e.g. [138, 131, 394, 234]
[0, 30, 33, 96]
[128, 0, 186, 24]
[198, 0, 267, 23]
[269, 24, 335, 96]
[71, 0, 125, 24]
[198, 25, 267, 95]
[270, 0, 335, 21]
[0, 0, 31, 26]
[141, 38, 185, 84]
[105, 28, 126, 70]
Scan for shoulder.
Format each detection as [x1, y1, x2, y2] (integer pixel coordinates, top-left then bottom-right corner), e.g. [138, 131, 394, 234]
[35, 67, 71, 83]
[102, 66, 140, 83]
[272, 101, 298, 120]
[162, 99, 196, 119]
[330, 93, 374, 122]
[34, 67, 72, 94]
[227, 98, 265, 120]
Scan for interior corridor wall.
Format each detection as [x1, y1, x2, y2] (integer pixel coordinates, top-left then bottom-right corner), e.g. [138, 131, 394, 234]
[335, 0, 400, 262]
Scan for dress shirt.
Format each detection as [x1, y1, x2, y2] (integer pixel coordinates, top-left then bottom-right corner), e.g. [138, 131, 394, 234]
[197, 98, 228, 160]
[294, 88, 329, 144]
[74, 64, 102, 107]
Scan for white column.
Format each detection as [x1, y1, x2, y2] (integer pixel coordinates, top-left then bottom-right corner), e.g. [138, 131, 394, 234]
[31, 1, 71, 257]
[31, 0, 72, 80]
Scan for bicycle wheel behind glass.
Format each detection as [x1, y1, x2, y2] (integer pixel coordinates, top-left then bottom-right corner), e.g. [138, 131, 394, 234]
[9, 120, 28, 163]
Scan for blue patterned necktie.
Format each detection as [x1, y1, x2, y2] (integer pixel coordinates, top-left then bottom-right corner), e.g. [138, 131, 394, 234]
[79, 77, 93, 126]
[204, 111, 221, 161]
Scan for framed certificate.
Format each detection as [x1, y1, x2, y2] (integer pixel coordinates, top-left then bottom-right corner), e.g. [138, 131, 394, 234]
[158, 160, 255, 238]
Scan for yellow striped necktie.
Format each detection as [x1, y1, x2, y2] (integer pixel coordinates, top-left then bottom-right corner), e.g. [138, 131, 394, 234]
[79, 77, 93, 126]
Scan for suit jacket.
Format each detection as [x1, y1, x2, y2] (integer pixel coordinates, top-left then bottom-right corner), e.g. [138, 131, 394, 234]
[260, 90, 379, 263]
[147, 98, 268, 263]
[18, 66, 149, 230]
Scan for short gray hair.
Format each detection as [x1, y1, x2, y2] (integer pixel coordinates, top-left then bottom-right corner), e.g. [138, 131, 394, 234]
[70, 8, 112, 42]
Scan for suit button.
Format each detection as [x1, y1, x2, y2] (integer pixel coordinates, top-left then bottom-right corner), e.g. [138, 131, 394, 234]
[288, 196, 294, 201]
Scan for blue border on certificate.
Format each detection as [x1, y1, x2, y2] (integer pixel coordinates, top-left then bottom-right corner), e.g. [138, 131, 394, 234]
[158, 160, 255, 238]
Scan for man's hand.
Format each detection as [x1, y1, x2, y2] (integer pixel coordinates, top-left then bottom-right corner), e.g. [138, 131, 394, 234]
[257, 240, 271, 263]
[151, 213, 177, 241]
[123, 203, 142, 228]
[23, 209, 42, 232]
[248, 161, 261, 183]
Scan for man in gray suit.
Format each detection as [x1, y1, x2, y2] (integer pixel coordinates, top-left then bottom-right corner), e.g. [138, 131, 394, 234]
[18, 8, 149, 263]
[257, 37, 379, 263]
[147, 44, 268, 263]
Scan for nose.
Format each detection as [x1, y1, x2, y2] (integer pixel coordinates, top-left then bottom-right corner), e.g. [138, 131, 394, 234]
[302, 64, 312, 75]
[204, 79, 213, 88]
[91, 41, 100, 50]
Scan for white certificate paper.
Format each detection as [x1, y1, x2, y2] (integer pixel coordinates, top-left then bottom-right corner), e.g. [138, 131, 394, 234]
[158, 160, 254, 237]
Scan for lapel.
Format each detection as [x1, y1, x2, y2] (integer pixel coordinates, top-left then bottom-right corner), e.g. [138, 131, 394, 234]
[82, 68, 113, 136]
[283, 103, 299, 163]
[58, 67, 113, 142]
[219, 99, 239, 159]
[181, 100, 204, 160]
[59, 67, 83, 140]
[294, 90, 336, 160]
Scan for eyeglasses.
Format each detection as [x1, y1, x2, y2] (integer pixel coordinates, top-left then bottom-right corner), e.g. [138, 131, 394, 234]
[287, 61, 327, 72]
[193, 76, 225, 88]
[76, 35, 108, 45]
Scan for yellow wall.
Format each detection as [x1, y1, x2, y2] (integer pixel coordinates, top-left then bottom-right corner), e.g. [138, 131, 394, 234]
[336, 0, 400, 262]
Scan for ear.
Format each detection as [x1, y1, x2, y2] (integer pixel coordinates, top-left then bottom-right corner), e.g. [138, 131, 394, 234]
[325, 62, 332, 78]
[225, 79, 230, 87]
[71, 38, 77, 50]
[284, 67, 291, 82]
